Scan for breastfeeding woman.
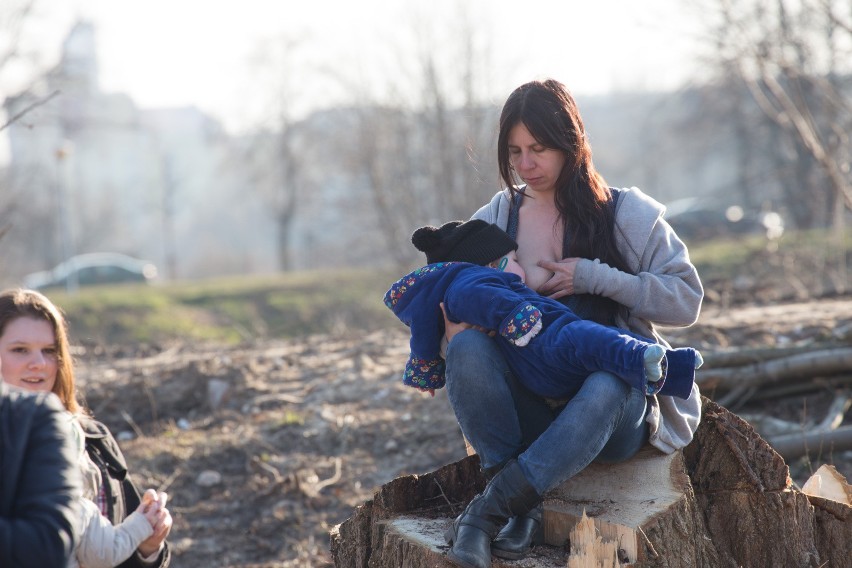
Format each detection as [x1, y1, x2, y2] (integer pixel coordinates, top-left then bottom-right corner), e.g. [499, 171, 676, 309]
[441, 79, 703, 568]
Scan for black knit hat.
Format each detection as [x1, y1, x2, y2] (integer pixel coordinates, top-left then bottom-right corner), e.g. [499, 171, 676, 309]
[411, 219, 518, 265]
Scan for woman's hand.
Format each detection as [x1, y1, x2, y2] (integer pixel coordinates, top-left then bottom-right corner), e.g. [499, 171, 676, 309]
[137, 490, 173, 558]
[536, 258, 580, 300]
[137, 489, 161, 527]
[439, 302, 493, 342]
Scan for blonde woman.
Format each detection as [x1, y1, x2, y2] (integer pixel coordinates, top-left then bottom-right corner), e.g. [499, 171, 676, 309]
[0, 289, 173, 568]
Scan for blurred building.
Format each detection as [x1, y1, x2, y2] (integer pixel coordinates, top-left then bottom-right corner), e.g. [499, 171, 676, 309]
[2, 21, 260, 282]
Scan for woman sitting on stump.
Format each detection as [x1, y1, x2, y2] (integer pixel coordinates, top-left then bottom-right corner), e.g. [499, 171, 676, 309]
[429, 78, 703, 568]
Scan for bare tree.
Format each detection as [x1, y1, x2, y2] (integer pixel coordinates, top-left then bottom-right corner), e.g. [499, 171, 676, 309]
[334, 4, 500, 270]
[704, 0, 852, 229]
[0, 0, 63, 136]
[409, 2, 499, 222]
[0, 0, 36, 90]
[687, 0, 852, 294]
[159, 153, 179, 281]
[273, 123, 301, 272]
[241, 36, 314, 273]
[0, 0, 49, 283]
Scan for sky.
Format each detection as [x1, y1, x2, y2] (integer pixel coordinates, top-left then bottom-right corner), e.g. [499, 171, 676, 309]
[7, 0, 708, 134]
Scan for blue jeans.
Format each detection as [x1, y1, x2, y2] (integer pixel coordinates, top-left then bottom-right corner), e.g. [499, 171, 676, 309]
[445, 330, 649, 494]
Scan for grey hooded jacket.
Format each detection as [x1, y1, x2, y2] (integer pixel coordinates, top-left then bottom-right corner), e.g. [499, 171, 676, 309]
[471, 186, 704, 454]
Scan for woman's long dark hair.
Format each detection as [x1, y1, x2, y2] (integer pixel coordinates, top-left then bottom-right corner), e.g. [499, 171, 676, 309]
[497, 79, 631, 275]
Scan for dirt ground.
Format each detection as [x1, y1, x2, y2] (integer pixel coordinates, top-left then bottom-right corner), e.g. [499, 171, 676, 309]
[73, 290, 852, 567]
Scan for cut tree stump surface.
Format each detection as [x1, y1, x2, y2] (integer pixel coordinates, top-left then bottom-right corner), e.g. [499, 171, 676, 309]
[540, 446, 692, 562]
[331, 397, 852, 567]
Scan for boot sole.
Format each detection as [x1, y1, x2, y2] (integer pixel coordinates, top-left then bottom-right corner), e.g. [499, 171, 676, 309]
[491, 546, 528, 560]
[447, 549, 487, 568]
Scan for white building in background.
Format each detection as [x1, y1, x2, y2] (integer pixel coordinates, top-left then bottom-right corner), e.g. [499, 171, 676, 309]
[2, 20, 276, 282]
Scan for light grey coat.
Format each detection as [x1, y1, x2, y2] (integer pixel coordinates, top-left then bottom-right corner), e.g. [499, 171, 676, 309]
[471, 186, 704, 454]
[70, 500, 153, 568]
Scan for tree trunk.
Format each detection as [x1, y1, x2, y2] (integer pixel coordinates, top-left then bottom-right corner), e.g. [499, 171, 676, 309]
[330, 398, 852, 567]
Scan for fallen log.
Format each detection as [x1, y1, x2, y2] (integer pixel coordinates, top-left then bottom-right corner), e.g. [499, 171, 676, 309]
[766, 424, 852, 462]
[700, 344, 825, 368]
[697, 332, 852, 370]
[694, 343, 852, 458]
[696, 347, 852, 391]
[740, 376, 852, 402]
[330, 398, 852, 567]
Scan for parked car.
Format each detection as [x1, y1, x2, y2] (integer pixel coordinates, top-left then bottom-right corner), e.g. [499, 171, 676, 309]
[23, 253, 158, 291]
[664, 198, 781, 241]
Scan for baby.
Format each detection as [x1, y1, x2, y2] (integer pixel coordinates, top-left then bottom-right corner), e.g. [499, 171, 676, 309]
[67, 416, 162, 568]
[384, 219, 702, 400]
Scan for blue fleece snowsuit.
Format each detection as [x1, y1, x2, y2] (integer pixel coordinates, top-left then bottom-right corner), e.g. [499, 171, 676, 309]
[384, 262, 699, 400]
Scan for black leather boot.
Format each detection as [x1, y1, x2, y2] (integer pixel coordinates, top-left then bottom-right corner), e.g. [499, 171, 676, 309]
[490, 503, 543, 560]
[444, 460, 540, 568]
[444, 459, 508, 547]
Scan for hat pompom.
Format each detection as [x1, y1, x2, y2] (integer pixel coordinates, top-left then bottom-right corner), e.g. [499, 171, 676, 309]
[412, 224, 451, 253]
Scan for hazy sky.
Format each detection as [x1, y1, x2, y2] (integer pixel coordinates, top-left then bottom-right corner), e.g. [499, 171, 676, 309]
[13, 0, 706, 133]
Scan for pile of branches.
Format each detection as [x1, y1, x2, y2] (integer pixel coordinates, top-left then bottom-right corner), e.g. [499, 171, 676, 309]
[696, 322, 852, 463]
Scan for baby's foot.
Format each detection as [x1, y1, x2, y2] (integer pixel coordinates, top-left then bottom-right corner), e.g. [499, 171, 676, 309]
[643, 344, 666, 383]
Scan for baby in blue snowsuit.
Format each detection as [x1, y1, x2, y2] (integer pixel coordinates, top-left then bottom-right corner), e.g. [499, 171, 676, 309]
[384, 219, 702, 400]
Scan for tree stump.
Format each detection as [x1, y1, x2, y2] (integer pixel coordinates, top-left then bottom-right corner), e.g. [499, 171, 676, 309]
[540, 445, 713, 566]
[330, 398, 852, 567]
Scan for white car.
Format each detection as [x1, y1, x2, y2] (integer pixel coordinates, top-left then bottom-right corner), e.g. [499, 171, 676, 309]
[23, 253, 158, 291]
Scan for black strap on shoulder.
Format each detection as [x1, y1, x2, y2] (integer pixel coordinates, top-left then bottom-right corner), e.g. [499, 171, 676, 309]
[506, 191, 523, 239]
[609, 187, 623, 220]
[80, 417, 129, 479]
